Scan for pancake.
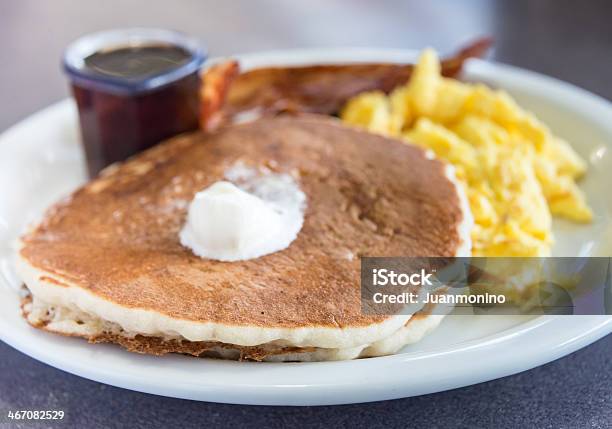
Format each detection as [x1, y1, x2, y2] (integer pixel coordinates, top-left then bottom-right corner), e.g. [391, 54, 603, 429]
[20, 292, 448, 361]
[17, 114, 472, 361]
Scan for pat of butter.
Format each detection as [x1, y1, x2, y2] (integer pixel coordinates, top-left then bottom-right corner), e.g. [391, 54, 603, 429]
[180, 168, 306, 261]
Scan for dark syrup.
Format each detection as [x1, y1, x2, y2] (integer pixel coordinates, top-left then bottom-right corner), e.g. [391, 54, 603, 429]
[73, 44, 200, 177]
[84, 44, 191, 80]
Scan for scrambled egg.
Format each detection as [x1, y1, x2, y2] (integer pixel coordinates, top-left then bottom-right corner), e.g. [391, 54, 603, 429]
[341, 48, 592, 258]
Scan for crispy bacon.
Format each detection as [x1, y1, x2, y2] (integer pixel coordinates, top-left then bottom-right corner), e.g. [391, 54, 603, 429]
[200, 37, 492, 131]
[200, 60, 239, 132]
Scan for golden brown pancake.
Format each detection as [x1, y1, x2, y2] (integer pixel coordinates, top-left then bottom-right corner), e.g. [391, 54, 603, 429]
[17, 114, 471, 360]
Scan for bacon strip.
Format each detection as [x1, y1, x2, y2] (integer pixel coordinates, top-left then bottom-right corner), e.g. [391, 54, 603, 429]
[200, 60, 239, 132]
[200, 37, 492, 131]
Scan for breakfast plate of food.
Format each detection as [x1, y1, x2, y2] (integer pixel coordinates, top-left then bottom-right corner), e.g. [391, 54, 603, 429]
[0, 31, 610, 405]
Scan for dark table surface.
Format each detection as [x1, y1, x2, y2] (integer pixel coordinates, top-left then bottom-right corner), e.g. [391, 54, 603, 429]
[0, 1, 611, 428]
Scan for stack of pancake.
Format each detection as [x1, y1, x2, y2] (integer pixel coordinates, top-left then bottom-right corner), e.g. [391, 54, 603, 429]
[18, 115, 472, 361]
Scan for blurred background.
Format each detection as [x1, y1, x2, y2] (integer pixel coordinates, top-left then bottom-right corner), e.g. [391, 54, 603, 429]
[1, 0, 611, 131]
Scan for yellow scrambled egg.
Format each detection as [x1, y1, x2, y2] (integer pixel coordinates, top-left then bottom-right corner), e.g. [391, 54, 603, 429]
[341, 48, 592, 258]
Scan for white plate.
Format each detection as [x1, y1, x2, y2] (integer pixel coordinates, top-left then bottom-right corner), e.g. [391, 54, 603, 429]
[0, 48, 611, 406]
